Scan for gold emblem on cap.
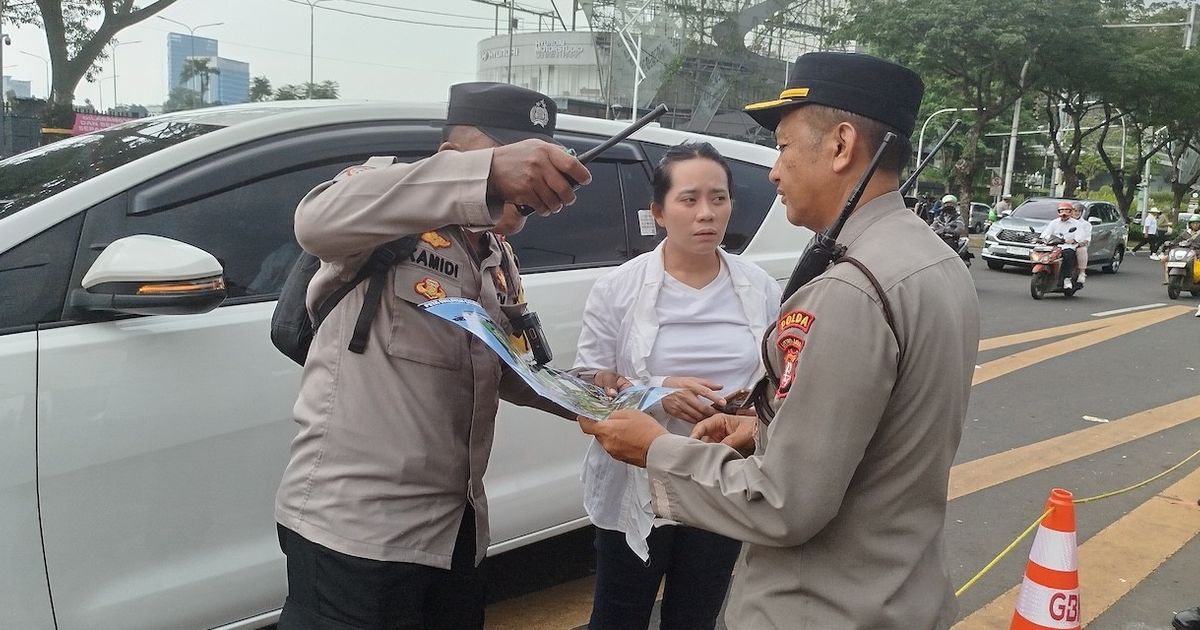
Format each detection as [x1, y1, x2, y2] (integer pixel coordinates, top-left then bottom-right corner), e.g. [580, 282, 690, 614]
[530, 99, 550, 128]
[744, 87, 810, 112]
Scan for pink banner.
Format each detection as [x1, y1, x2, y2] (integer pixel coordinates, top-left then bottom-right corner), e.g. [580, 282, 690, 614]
[71, 113, 133, 135]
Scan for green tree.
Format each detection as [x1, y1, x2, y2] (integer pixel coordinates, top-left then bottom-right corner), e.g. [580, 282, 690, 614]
[274, 80, 339, 101]
[1029, 15, 1132, 198]
[179, 57, 219, 107]
[1091, 2, 1198, 216]
[273, 84, 305, 101]
[306, 80, 339, 99]
[0, 1, 40, 27]
[249, 76, 273, 102]
[29, 0, 182, 127]
[162, 86, 199, 113]
[835, 0, 1107, 203]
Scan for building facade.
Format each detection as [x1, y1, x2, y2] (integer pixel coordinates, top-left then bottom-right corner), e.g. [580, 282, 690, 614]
[1, 76, 33, 100]
[167, 33, 218, 94]
[215, 58, 250, 105]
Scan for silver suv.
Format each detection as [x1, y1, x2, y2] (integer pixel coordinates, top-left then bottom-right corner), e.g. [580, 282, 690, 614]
[981, 198, 1127, 272]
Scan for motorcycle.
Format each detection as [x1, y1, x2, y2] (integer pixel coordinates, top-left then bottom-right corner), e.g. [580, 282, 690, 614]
[1164, 244, 1200, 299]
[1029, 233, 1082, 299]
[934, 226, 973, 267]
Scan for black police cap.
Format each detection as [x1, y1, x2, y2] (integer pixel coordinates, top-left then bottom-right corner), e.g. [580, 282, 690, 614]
[744, 52, 924, 137]
[446, 82, 558, 145]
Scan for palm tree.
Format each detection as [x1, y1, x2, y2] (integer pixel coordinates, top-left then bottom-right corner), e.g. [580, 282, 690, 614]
[179, 58, 221, 106]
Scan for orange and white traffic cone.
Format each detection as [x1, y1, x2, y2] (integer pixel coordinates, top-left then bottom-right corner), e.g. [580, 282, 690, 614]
[1010, 488, 1080, 630]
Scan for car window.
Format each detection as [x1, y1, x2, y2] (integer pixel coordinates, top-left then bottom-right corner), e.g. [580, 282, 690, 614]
[620, 161, 658, 259]
[0, 120, 224, 220]
[1012, 200, 1062, 220]
[126, 164, 352, 300]
[0, 214, 84, 333]
[506, 160, 628, 272]
[74, 160, 399, 307]
[639, 143, 776, 254]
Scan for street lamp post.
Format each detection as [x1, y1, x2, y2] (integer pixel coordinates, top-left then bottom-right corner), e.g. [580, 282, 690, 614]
[19, 51, 48, 99]
[915, 107, 980, 196]
[156, 16, 222, 101]
[1, 0, 8, 158]
[298, 0, 336, 97]
[108, 40, 141, 109]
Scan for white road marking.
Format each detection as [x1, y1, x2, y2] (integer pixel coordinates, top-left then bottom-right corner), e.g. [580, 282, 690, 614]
[1082, 415, 1110, 423]
[1091, 303, 1166, 317]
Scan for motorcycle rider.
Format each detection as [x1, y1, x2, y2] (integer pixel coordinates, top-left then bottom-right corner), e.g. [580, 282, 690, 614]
[1163, 213, 1200, 287]
[1069, 202, 1091, 285]
[1039, 200, 1085, 290]
[932, 194, 966, 240]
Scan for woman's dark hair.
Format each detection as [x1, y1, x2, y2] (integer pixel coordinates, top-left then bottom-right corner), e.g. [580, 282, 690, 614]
[651, 141, 734, 206]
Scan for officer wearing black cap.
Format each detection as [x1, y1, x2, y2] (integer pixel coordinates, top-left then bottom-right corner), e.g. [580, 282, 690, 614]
[274, 82, 589, 630]
[580, 52, 980, 629]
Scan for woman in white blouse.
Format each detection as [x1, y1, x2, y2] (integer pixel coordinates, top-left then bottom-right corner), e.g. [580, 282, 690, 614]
[574, 142, 781, 630]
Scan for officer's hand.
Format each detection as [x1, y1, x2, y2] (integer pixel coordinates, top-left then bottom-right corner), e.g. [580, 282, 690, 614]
[660, 376, 724, 424]
[689, 413, 757, 456]
[593, 370, 633, 397]
[488, 140, 592, 215]
[577, 410, 668, 468]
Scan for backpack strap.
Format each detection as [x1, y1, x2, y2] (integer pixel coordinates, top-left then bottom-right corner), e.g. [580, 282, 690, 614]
[311, 235, 420, 355]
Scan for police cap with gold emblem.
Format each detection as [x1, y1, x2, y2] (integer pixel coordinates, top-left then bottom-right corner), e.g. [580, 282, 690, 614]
[446, 82, 559, 145]
[744, 52, 924, 136]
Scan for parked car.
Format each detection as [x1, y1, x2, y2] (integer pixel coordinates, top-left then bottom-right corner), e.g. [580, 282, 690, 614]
[968, 202, 991, 233]
[981, 197, 1127, 272]
[0, 101, 800, 630]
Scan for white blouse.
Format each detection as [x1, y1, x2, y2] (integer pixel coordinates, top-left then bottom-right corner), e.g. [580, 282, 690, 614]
[574, 241, 781, 560]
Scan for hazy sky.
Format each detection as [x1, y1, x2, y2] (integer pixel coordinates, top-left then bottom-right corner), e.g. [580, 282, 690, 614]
[2, 0, 576, 108]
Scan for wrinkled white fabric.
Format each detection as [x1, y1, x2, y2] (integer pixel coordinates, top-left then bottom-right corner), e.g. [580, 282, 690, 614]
[575, 242, 780, 560]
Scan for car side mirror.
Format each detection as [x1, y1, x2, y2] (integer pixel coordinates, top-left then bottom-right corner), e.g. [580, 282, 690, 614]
[1001, 210, 1012, 217]
[69, 235, 226, 316]
[1088, 216, 1102, 225]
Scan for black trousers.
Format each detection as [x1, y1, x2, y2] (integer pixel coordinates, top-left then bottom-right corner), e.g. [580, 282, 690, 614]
[276, 508, 484, 630]
[588, 525, 741, 630]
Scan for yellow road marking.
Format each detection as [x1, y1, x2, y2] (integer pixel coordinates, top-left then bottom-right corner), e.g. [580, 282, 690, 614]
[978, 318, 1111, 352]
[487, 307, 1195, 628]
[952, 464, 1200, 628]
[973, 306, 1190, 386]
[949, 393, 1200, 500]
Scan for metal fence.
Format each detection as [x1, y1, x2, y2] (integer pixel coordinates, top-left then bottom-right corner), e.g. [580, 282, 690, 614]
[1, 100, 143, 158]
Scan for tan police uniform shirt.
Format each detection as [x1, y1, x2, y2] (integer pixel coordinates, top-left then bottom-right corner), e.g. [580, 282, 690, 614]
[646, 191, 980, 629]
[275, 149, 564, 569]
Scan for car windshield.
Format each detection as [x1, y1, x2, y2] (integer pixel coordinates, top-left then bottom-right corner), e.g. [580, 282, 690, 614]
[1011, 200, 1068, 221]
[0, 119, 224, 220]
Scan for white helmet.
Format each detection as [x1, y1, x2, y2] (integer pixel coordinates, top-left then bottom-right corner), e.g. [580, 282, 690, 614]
[941, 194, 959, 204]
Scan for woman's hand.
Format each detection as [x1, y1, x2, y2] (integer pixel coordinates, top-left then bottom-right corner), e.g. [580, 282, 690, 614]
[660, 377, 724, 424]
[689, 413, 757, 456]
[593, 370, 633, 397]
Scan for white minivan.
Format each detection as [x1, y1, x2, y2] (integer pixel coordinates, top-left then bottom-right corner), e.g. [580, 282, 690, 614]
[0, 101, 802, 630]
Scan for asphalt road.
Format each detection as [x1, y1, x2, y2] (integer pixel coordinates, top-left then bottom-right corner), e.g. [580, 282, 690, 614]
[482, 247, 1200, 630]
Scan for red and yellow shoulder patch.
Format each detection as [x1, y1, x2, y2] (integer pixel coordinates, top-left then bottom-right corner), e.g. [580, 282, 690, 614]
[774, 310, 815, 399]
[778, 310, 815, 335]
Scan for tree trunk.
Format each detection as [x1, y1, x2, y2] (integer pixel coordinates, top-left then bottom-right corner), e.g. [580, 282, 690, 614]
[1062, 171, 1078, 198]
[955, 121, 984, 203]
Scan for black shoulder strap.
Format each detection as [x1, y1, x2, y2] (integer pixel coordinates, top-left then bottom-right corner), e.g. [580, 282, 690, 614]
[750, 256, 901, 426]
[313, 235, 421, 354]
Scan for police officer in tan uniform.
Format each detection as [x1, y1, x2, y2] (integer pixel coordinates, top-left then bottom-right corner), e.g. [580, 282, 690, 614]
[581, 52, 980, 629]
[274, 82, 590, 630]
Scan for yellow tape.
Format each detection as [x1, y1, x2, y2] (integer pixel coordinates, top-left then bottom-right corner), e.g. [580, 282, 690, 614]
[954, 445, 1200, 597]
